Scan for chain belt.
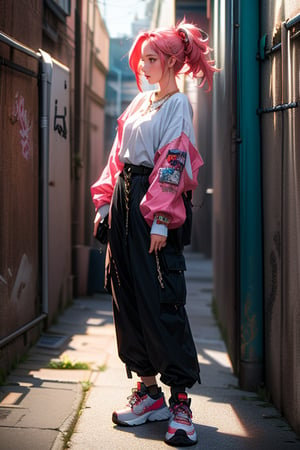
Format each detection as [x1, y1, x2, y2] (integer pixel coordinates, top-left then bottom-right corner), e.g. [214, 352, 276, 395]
[122, 164, 152, 238]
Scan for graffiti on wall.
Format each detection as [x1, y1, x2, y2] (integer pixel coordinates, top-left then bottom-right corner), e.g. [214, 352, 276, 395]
[54, 99, 67, 139]
[0, 253, 32, 303]
[12, 93, 32, 160]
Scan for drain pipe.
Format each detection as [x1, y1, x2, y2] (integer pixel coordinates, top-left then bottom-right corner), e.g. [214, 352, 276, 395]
[237, 0, 264, 390]
[38, 50, 53, 317]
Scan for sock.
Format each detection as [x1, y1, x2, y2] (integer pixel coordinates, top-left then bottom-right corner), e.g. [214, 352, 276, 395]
[146, 384, 160, 399]
[170, 387, 189, 404]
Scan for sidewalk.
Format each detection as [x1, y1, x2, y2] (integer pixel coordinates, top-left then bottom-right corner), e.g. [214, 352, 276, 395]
[1, 253, 300, 449]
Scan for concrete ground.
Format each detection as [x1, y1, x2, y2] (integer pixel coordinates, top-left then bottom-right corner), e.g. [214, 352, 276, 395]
[1, 252, 300, 450]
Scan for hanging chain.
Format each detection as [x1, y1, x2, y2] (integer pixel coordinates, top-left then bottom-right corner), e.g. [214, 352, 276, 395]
[123, 166, 164, 289]
[155, 251, 164, 289]
[124, 168, 132, 238]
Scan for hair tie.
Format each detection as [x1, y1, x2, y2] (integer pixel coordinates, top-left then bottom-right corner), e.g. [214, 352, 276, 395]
[198, 28, 209, 42]
[177, 28, 189, 48]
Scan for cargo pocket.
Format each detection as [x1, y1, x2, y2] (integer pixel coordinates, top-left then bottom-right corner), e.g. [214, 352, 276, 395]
[157, 249, 187, 306]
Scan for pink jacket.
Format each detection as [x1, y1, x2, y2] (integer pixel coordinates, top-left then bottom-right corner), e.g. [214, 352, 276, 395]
[140, 132, 203, 229]
[91, 94, 203, 230]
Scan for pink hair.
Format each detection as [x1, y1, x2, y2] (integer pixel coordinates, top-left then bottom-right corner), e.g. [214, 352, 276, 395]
[129, 19, 218, 92]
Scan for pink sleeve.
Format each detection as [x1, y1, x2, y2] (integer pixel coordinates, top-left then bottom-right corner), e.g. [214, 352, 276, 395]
[91, 93, 147, 211]
[140, 132, 204, 229]
[90, 132, 124, 211]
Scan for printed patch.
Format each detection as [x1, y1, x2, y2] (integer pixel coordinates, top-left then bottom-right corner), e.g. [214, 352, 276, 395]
[166, 149, 186, 172]
[159, 167, 181, 185]
[155, 214, 170, 225]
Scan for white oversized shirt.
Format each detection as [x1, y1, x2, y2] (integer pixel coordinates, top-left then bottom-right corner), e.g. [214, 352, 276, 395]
[118, 91, 196, 171]
[91, 90, 203, 235]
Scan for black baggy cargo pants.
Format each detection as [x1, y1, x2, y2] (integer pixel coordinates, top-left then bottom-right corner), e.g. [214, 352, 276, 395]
[107, 165, 200, 389]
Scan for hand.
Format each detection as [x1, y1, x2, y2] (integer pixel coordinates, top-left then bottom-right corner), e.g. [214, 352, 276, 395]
[93, 211, 101, 236]
[149, 234, 167, 253]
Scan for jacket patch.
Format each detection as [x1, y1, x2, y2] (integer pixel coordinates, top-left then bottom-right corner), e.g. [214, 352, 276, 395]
[159, 167, 181, 185]
[155, 214, 170, 225]
[159, 150, 186, 186]
[167, 149, 186, 171]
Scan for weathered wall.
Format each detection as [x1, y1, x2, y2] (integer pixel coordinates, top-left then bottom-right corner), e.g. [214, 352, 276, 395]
[211, 0, 238, 368]
[211, 0, 300, 435]
[0, 0, 110, 373]
[260, 0, 300, 434]
[0, 0, 43, 376]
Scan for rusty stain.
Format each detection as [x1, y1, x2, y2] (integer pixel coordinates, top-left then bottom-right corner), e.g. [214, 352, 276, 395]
[241, 296, 258, 359]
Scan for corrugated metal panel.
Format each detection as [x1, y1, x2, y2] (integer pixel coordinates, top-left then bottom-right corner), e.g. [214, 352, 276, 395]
[0, 48, 40, 338]
[280, 17, 300, 431]
[260, 2, 300, 433]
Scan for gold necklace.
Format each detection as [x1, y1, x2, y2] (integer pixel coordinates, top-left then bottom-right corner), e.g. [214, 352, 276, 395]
[146, 89, 179, 113]
[154, 89, 179, 101]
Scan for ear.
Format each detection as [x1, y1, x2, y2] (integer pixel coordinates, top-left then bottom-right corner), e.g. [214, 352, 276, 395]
[168, 56, 176, 68]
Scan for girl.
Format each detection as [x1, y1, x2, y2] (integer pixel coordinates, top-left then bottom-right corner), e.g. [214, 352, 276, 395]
[91, 20, 217, 447]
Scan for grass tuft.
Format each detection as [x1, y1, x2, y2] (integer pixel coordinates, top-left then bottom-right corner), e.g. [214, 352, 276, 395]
[48, 355, 90, 370]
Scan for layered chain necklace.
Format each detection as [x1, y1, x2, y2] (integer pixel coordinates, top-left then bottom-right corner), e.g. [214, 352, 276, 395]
[143, 89, 179, 114]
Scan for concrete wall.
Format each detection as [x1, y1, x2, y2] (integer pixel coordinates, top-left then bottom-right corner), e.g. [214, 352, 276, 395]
[72, 1, 109, 296]
[0, 0, 110, 374]
[211, 0, 300, 436]
[260, 0, 300, 434]
[211, 0, 238, 368]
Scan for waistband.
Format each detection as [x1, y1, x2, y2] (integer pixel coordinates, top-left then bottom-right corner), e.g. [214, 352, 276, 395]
[123, 163, 153, 176]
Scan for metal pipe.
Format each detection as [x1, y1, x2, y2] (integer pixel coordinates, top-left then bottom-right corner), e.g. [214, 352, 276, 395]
[263, 14, 300, 58]
[257, 101, 298, 115]
[0, 314, 47, 349]
[237, 0, 264, 391]
[285, 13, 300, 30]
[39, 50, 53, 315]
[265, 30, 300, 57]
[73, 0, 82, 247]
[0, 31, 39, 59]
[234, 0, 242, 378]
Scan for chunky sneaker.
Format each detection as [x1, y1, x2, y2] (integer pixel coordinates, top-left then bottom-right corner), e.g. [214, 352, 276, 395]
[165, 393, 197, 446]
[112, 382, 171, 426]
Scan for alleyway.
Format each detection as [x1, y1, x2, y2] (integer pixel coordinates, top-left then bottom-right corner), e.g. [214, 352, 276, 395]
[0, 253, 299, 449]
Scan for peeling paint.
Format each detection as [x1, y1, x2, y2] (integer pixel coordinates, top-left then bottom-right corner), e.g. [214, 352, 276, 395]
[0, 275, 7, 285]
[11, 254, 32, 302]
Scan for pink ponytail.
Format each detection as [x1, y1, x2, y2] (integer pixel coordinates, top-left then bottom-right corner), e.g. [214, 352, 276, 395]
[128, 19, 218, 92]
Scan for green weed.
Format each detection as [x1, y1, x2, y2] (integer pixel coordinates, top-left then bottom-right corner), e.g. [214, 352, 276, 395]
[48, 355, 90, 370]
